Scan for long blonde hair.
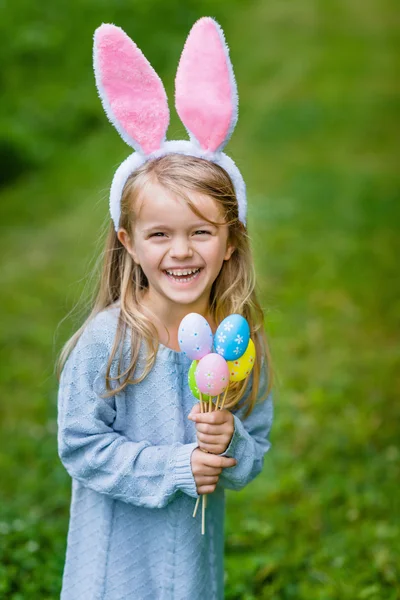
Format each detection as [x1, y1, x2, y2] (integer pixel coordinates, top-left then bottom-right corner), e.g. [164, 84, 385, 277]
[57, 154, 273, 418]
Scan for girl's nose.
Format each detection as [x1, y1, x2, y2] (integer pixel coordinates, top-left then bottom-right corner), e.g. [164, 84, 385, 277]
[169, 237, 193, 259]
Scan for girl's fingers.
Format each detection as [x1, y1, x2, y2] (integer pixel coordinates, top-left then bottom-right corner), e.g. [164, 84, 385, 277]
[188, 411, 227, 425]
[197, 450, 237, 470]
[202, 464, 223, 476]
[199, 443, 222, 453]
[195, 474, 219, 495]
[197, 485, 217, 495]
[197, 432, 224, 446]
[198, 475, 219, 485]
[195, 423, 224, 435]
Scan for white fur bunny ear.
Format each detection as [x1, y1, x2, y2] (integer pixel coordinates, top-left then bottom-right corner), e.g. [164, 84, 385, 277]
[93, 24, 169, 155]
[175, 17, 238, 153]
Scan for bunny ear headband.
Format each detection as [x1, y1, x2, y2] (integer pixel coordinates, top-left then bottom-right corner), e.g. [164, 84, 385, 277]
[93, 17, 246, 231]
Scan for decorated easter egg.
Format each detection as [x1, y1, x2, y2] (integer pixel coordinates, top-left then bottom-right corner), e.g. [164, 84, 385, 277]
[214, 314, 250, 361]
[178, 313, 213, 360]
[188, 360, 211, 401]
[227, 338, 256, 382]
[195, 353, 230, 396]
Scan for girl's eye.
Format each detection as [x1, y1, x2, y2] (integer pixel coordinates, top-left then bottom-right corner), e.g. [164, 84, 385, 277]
[149, 230, 211, 238]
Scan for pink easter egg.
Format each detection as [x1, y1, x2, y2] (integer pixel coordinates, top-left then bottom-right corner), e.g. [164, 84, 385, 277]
[195, 353, 230, 396]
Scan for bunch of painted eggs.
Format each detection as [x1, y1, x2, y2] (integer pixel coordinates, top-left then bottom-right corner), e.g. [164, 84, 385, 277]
[178, 313, 256, 397]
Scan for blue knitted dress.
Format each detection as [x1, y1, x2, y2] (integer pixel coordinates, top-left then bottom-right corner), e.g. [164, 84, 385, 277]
[57, 304, 273, 600]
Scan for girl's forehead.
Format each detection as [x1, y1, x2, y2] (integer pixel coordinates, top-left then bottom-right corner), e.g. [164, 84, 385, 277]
[135, 183, 223, 225]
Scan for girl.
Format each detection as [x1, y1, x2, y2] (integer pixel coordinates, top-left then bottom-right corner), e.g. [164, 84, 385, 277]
[57, 18, 273, 600]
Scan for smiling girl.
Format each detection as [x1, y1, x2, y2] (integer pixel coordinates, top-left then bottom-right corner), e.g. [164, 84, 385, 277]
[117, 157, 235, 349]
[56, 18, 273, 600]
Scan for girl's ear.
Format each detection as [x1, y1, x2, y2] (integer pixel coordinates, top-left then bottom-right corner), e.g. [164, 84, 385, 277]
[224, 243, 236, 262]
[117, 229, 139, 264]
[93, 24, 170, 155]
[175, 17, 238, 153]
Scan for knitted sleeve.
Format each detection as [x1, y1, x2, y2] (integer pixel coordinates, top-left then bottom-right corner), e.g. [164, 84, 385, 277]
[217, 361, 273, 491]
[57, 311, 199, 508]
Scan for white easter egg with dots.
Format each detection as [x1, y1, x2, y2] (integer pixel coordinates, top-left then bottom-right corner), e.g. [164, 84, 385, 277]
[178, 313, 213, 360]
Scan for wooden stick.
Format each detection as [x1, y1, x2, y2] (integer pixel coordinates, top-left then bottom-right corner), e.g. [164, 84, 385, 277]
[219, 385, 230, 410]
[196, 393, 205, 525]
[197, 394, 208, 534]
[209, 394, 212, 412]
[215, 394, 220, 411]
[200, 391, 209, 534]
[193, 496, 200, 518]
[201, 494, 206, 535]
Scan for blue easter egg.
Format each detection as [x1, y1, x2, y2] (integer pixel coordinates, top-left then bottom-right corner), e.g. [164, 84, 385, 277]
[214, 314, 250, 361]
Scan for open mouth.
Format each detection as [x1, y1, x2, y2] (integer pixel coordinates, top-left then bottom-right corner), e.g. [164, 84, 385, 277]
[163, 268, 202, 284]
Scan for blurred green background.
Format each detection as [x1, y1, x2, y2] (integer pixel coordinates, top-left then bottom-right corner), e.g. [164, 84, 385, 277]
[0, 0, 399, 598]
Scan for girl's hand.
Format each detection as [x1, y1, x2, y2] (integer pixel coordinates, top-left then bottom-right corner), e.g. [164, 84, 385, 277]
[190, 448, 237, 495]
[188, 403, 235, 455]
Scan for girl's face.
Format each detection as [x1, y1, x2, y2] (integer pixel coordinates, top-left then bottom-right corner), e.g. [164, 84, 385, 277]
[118, 182, 235, 312]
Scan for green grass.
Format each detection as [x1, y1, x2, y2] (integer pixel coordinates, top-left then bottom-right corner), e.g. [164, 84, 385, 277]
[0, 0, 399, 598]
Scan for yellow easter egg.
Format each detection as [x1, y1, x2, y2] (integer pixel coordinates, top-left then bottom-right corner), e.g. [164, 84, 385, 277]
[227, 338, 256, 382]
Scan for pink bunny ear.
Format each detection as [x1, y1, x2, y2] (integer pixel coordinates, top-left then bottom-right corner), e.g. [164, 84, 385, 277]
[175, 18, 238, 153]
[93, 24, 169, 155]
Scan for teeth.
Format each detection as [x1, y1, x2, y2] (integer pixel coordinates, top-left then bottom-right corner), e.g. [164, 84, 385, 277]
[165, 268, 201, 282]
[166, 268, 200, 276]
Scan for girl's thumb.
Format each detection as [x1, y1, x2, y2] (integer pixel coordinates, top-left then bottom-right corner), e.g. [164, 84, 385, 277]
[188, 402, 202, 418]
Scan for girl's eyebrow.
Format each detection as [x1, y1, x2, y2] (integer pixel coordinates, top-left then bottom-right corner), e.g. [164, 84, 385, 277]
[142, 225, 172, 234]
[142, 222, 218, 234]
